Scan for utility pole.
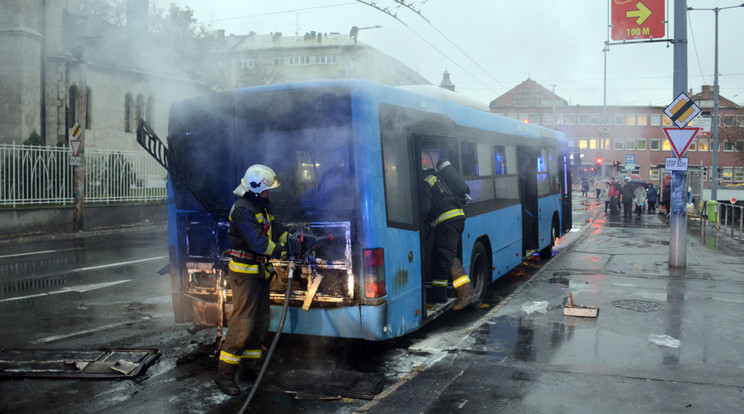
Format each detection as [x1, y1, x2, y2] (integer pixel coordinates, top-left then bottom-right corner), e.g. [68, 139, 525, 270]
[669, 0, 687, 267]
[73, 1, 89, 232]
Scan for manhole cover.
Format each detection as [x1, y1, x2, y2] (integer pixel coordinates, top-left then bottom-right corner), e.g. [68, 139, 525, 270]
[613, 300, 665, 312]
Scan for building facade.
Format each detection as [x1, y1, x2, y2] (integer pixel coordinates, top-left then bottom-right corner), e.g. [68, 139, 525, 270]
[490, 79, 744, 187]
[216, 30, 429, 90]
[0, 0, 208, 149]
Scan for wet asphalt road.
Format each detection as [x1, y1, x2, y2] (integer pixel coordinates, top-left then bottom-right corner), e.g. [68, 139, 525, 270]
[0, 194, 653, 413]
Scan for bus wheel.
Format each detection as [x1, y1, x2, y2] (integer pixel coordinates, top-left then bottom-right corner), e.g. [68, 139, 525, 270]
[468, 242, 489, 309]
[539, 221, 557, 260]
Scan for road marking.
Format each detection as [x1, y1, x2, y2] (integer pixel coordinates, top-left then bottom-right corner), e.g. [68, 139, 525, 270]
[0, 279, 131, 303]
[30, 315, 153, 344]
[73, 256, 167, 272]
[0, 249, 76, 259]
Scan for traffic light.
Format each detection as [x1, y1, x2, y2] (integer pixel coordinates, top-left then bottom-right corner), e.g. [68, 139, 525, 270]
[596, 157, 603, 165]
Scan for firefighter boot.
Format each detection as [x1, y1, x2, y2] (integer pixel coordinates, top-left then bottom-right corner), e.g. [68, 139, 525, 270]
[215, 361, 241, 396]
[238, 357, 261, 389]
[453, 281, 478, 311]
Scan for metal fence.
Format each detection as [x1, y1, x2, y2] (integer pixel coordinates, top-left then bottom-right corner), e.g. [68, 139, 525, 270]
[715, 202, 744, 238]
[0, 143, 166, 207]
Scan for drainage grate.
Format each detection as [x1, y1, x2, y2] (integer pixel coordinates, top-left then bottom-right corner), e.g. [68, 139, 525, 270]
[613, 300, 665, 312]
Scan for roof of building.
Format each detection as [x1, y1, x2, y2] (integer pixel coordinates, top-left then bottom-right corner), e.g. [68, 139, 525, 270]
[228, 31, 358, 52]
[689, 86, 742, 109]
[489, 78, 568, 108]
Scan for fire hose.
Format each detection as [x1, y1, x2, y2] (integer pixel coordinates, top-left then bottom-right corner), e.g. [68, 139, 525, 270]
[239, 258, 295, 413]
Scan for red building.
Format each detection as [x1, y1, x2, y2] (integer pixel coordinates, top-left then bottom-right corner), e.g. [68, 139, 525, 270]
[489, 79, 744, 187]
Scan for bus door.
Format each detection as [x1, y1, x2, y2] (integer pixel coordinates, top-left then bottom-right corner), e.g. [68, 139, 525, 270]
[518, 146, 539, 254]
[413, 136, 459, 313]
[560, 153, 573, 233]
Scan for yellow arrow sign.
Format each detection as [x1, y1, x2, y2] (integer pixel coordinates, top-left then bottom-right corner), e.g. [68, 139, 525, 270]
[626, 2, 652, 25]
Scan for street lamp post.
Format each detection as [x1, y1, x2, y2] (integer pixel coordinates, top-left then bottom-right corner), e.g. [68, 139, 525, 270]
[687, 4, 744, 201]
[350, 25, 382, 45]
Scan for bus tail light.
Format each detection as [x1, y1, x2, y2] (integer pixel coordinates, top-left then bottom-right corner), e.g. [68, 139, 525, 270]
[363, 248, 386, 298]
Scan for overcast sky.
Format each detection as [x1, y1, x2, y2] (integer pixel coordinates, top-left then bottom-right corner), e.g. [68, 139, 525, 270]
[168, 0, 744, 107]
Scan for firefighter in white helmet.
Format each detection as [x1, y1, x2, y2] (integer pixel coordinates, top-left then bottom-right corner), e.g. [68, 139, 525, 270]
[215, 164, 297, 396]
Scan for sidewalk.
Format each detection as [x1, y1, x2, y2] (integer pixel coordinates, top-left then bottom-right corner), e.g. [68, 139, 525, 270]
[362, 198, 744, 413]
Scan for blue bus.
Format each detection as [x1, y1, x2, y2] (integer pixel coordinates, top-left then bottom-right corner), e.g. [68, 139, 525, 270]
[138, 79, 572, 341]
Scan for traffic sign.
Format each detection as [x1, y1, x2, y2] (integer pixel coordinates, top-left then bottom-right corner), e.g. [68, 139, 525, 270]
[625, 154, 635, 164]
[665, 157, 688, 171]
[664, 93, 701, 129]
[662, 127, 700, 159]
[70, 139, 82, 157]
[71, 122, 81, 139]
[611, 0, 665, 40]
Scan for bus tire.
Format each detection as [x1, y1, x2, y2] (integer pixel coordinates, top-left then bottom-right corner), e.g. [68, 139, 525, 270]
[468, 242, 490, 309]
[539, 220, 557, 260]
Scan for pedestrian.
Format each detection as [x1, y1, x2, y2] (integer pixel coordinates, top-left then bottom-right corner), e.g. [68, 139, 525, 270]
[622, 181, 634, 217]
[215, 164, 295, 396]
[420, 148, 477, 311]
[634, 184, 647, 218]
[608, 179, 620, 215]
[646, 184, 658, 213]
[595, 180, 602, 199]
[662, 182, 671, 216]
[581, 179, 589, 198]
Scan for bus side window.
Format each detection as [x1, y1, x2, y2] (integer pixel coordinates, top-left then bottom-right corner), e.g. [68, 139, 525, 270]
[462, 142, 494, 203]
[494, 145, 519, 201]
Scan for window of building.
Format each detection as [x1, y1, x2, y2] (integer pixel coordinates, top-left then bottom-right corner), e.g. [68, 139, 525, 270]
[579, 139, 588, 149]
[590, 113, 600, 125]
[124, 93, 133, 133]
[737, 141, 744, 151]
[146, 96, 155, 126]
[723, 115, 736, 127]
[135, 94, 144, 130]
[614, 139, 624, 150]
[722, 167, 733, 182]
[625, 138, 635, 150]
[637, 139, 647, 150]
[530, 113, 539, 124]
[554, 113, 564, 125]
[637, 114, 648, 126]
[662, 140, 671, 151]
[724, 140, 734, 152]
[85, 87, 92, 129]
[542, 114, 553, 125]
[688, 139, 696, 151]
[273, 57, 284, 66]
[625, 114, 637, 126]
[578, 114, 589, 125]
[650, 139, 660, 150]
[735, 167, 744, 182]
[662, 114, 672, 126]
[738, 115, 744, 127]
[288, 56, 311, 65]
[588, 139, 598, 149]
[602, 138, 611, 150]
[507, 113, 518, 120]
[519, 113, 528, 123]
[602, 114, 612, 126]
[650, 114, 661, 126]
[698, 140, 708, 151]
[239, 59, 255, 69]
[565, 113, 575, 125]
[649, 167, 659, 181]
[614, 114, 624, 125]
[69, 85, 78, 130]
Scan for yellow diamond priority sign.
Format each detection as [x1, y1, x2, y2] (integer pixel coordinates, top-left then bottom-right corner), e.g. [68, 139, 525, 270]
[664, 92, 701, 129]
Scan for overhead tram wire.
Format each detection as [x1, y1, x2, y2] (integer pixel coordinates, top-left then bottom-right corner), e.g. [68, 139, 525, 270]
[382, 0, 510, 92]
[201, 2, 358, 25]
[687, 11, 709, 85]
[354, 0, 504, 97]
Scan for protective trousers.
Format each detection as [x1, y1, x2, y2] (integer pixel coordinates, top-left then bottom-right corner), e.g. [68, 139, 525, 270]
[219, 273, 270, 374]
[431, 219, 468, 293]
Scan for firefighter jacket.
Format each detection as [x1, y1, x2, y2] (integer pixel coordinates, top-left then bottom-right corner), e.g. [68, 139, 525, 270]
[421, 169, 466, 228]
[227, 193, 288, 278]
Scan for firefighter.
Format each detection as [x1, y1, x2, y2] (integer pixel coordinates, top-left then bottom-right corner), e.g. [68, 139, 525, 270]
[420, 150, 478, 311]
[215, 164, 298, 396]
